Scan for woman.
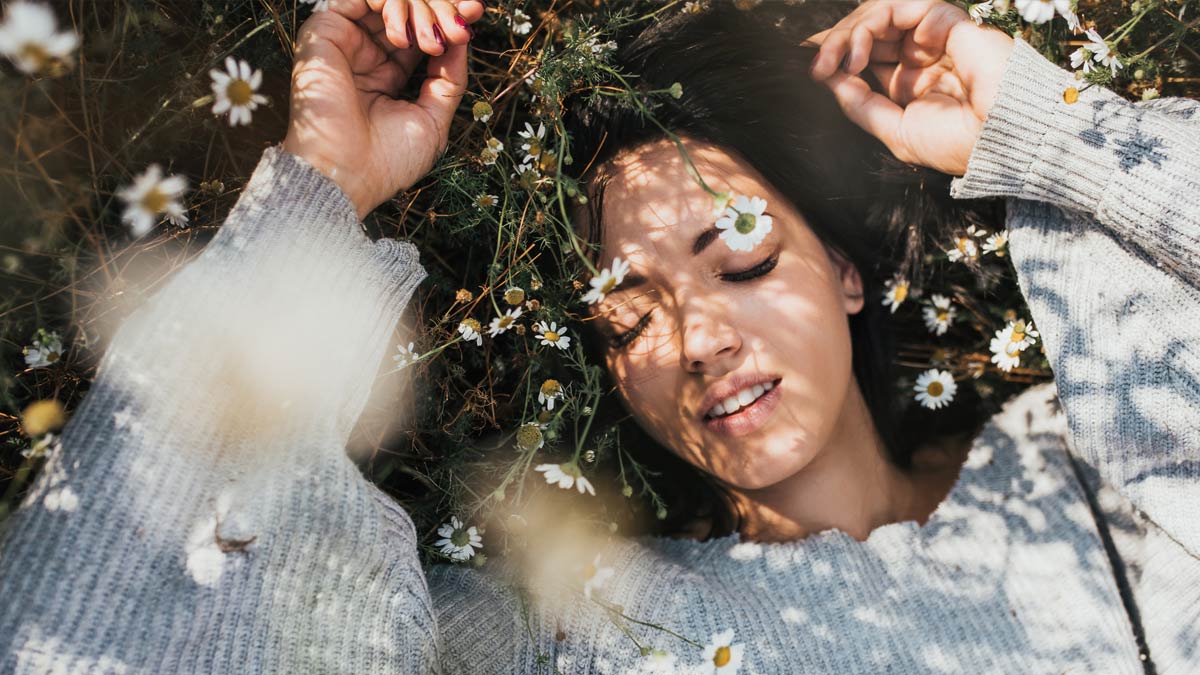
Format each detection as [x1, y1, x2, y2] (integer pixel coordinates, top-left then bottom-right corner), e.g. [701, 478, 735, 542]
[1, 1, 1197, 673]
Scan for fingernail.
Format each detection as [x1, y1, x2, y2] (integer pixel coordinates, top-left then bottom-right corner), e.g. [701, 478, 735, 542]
[433, 24, 445, 46]
[454, 14, 475, 39]
[840, 53, 852, 72]
[406, 21, 416, 45]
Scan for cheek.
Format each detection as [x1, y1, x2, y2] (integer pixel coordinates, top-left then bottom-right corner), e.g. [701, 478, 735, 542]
[607, 343, 684, 447]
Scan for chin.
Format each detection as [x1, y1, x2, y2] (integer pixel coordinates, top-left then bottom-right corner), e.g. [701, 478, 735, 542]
[718, 436, 816, 491]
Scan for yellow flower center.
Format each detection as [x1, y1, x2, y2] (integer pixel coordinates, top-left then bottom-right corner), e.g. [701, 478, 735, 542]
[893, 283, 909, 304]
[600, 276, 618, 294]
[462, 318, 481, 333]
[226, 79, 254, 106]
[937, 311, 949, 322]
[18, 42, 50, 71]
[544, 330, 559, 342]
[714, 645, 732, 667]
[504, 288, 525, 305]
[734, 212, 757, 235]
[450, 529, 470, 547]
[927, 381, 944, 397]
[498, 316, 514, 329]
[526, 139, 542, 157]
[140, 187, 168, 214]
[540, 379, 561, 397]
[516, 424, 543, 451]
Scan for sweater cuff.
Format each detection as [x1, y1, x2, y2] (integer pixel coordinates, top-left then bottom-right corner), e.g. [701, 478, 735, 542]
[949, 36, 1108, 211]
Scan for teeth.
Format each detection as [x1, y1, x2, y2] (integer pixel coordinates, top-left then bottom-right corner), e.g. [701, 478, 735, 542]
[707, 381, 776, 419]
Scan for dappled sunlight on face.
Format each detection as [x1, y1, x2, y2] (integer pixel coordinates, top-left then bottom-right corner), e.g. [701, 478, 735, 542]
[588, 136, 865, 491]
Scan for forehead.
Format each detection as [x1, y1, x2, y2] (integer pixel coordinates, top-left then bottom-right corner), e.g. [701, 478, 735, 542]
[598, 137, 776, 258]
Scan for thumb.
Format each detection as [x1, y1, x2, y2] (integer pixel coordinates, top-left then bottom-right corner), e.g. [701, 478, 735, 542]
[416, 41, 469, 155]
[820, 70, 907, 161]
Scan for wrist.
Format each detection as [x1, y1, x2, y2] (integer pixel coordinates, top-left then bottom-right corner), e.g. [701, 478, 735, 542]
[281, 136, 374, 220]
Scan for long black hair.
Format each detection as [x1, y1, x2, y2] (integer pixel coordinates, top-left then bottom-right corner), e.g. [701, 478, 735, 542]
[561, 0, 999, 538]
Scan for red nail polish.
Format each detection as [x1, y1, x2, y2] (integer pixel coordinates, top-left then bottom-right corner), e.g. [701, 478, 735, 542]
[454, 14, 475, 38]
[406, 21, 415, 45]
[433, 24, 445, 46]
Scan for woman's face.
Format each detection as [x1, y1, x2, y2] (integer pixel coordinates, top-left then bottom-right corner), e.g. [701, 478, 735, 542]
[588, 136, 865, 491]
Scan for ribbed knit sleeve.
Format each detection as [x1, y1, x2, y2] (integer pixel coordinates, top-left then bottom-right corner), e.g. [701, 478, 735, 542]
[949, 38, 1200, 557]
[0, 146, 440, 674]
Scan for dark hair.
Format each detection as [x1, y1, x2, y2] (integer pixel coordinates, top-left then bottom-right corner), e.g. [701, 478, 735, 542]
[561, 0, 997, 539]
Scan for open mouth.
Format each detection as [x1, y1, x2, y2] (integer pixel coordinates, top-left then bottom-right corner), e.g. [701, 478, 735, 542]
[703, 378, 782, 421]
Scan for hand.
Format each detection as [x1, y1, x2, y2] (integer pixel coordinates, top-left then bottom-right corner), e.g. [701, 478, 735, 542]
[805, 0, 1014, 177]
[283, 0, 484, 219]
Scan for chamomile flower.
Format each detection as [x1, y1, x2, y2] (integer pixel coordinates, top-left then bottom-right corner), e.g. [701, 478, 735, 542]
[584, 37, 617, 57]
[580, 553, 615, 599]
[0, 1, 78, 76]
[435, 516, 483, 562]
[946, 235, 979, 264]
[22, 330, 63, 369]
[209, 57, 267, 127]
[969, 1, 994, 25]
[509, 8, 532, 35]
[982, 231, 1008, 256]
[922, 294, 957, 336]
[516, 422, 545, 451]
[517, 121, 547, 165]
[1082, 28, 1122, 77]
[581, 256, 631, 305]
[881, 275, 909, 314]
[701, 629, 745, 674]
[117, 164, 189, 237]
[475, 193, 499, 211]
[642, 649, 678, 674]
[684, 1, 706, 13]
[989, 319, 1039, 372]
[1013, 0, 1071, 25]
[1070, 46, 1095, 74]
[472, 101, 493, 123]
[458, 318, 484, 346]
[913, 369, 958, 410]
[487, 307, 523, 337]
[714, 194, 773, 252]
[538, 378, 563, 410]
[299, 0, 329, 12]
[535, 461, 595, 495]
[393, 341, 419, 369]
[534, 320, 571, 351]
[480, 137, 504, 166]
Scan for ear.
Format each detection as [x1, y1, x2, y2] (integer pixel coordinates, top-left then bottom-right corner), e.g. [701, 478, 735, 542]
[827, 246, 865, 315]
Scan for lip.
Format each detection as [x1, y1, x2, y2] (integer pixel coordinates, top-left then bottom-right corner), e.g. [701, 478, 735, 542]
[703, 380, 782, 437]
[699, 373, 782, 419]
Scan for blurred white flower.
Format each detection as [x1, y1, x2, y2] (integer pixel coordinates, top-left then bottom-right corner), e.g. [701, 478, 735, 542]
[922, 294, 957, 336]
[714, 194, 773, 252]
[476, 193, 498, 210]
[538, 379, 563, 410]
[0, 1, 78, 76]
[969, 1, 994, 25]
[701, 629, 745, 674]
[914, 369, 957, 410]
[535, 461, 595, 495]
[481, 137, 504, 166]
[509, 8, 532, 35]
[582, 256, 631, 305]
[580, 553, 614, 599]
[684, 1, 706, 13]
[22, 330, 63, 369]
[946, 235, 979, 263]
[435, 516, 482, 562]
[393, 341, 419, 369]
[210, 56, 267, 127]
[989, 318, 1039, 372]
[881, 275, 909, 314]
[1082, 28, 1122, 77]
[487, 307, 523, 337]
[118, 164, 189, 237]
[1014, 0, 1070, 25]
[982, 231, 1008, 256]
[517, 121, 547, 165]
[534, 320, 571, 351]
[585, 36, 617, 57]
[458, 318, 483, 347]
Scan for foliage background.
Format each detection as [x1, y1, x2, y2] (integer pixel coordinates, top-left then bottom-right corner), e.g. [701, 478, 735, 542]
[1, 0, 1198, 559]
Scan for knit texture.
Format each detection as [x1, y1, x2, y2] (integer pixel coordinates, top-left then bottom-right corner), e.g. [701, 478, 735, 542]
[2, 37, 1199, 674]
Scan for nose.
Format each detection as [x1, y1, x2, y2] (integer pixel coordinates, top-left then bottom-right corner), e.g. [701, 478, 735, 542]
[680, 307, 741, 374]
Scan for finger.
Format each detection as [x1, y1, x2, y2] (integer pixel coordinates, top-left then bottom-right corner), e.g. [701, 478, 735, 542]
[382, 0, 414, 49]
[326, 0, 376, 21]
[454, 0, 485, 23]
[819, 70, 907, 161]
[416, 41, 469, 151]
[428, 0, 474, 43]
[406, 0, 447, 55]
[811, 27, 851, 81]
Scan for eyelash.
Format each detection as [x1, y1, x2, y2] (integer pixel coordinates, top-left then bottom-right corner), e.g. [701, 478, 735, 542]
[609, 253, 780, 348]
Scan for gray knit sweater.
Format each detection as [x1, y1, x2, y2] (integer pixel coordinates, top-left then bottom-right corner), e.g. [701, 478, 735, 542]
[1, 37, 1198, 674]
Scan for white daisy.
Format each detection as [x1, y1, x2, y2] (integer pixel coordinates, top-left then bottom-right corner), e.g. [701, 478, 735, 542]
[982, 231, 1008, 256]
[642, 649, 678, 674]
[913, 369, 957, 410]
[1061, 7, 1082, 34]
[1082, 28, 1122, 77]
[509, 8, 532, 35]
[946, 235, 979, 263]
[538, 378, 563, 410]
[881, 275, 909, 314]
[393, 341, 419, 369]
[584, 37, 617, 57]
[458, 318, 484, 346]
[434, 516, 483, 562]
[534, 320, 571, 351]
[701, 629, 745, 674]
[22, 330, 63, 369]
[922, 294, 957, 336]
[0, 1, 78, 76]
[684, 1, 705, 13]
[487, 307, 523, 337]
[209, 56, 267, 127]
[969, 1, 994, 25]
[480, 137, 505, 166]
[1013, 0, 1070, 25]
[535, 461, 595, 495]
[517, 121, 547, 165]
[714, 194, 773, 252]
[299, 0, 329, 12]
[117, 164, 189, 237]
[989, 319, 1039, 372]
[581, 256, 631, 305]
[580, 553, 615, 599]
[475, 193, 498, 211]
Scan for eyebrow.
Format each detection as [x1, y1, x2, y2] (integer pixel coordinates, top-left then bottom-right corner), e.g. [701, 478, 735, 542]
[616, 211, 772, 291]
